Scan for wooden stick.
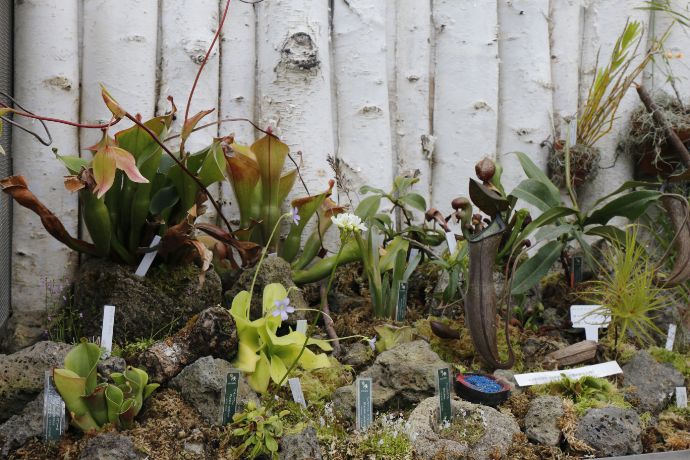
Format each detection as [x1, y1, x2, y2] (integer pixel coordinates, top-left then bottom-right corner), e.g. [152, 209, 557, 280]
[320, 283, 341, 355]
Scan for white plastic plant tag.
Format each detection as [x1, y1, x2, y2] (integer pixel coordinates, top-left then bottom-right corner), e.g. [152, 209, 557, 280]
[101, 305, 115, 358]
[570, 305, 610, 342]
[356, 378, 373, 431]
[445, 231, 456, 253]
[676, 387, 688, 409]
[134, 235, 161, 277]
[514, 361, 623, 387]
[43, 371, 66, 441]
[296, 320, 308, 335]
[666, 324, 677, 351]
[288, 377, 307, 408]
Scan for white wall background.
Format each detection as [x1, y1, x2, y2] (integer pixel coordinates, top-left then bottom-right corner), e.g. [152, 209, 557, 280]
[8, 0, 690, 321]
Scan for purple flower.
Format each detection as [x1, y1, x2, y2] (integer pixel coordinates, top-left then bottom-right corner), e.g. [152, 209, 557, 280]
[291, 207, 301, 226]
[272, 298, 295, 321]
[368, 336, 377, 351]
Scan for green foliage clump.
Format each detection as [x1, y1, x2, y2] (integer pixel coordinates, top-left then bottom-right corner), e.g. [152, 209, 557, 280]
[533, 375, 629, 416]
[582, 228, 667, 350]
[438, 410, 486, 445]
[291, 357, 354, 404]
[347, 412, 413, 459]
[223, 401, 289, 459]
[649, 346, 690, 378]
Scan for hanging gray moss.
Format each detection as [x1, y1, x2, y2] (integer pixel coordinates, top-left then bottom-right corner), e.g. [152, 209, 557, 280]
[547, 143, 601, 188]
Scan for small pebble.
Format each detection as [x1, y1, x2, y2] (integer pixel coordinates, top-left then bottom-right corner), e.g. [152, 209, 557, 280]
[464, 375, 503, 393]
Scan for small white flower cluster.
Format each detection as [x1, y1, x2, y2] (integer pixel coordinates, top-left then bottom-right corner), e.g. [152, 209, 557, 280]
[375, 412, 418, 442]
[331, 213, 367, 233]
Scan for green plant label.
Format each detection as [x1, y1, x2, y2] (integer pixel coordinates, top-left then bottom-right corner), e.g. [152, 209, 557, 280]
[356, 378, 373, 431]
[436, 368, 452, 424]
[134, 235, 161, 277]
[570, 255, 582, 287]
[395, 281, 408, 322]
[288, 377, 307, 408]
[676, 387, 688, 409]
[221, 370, 241, 425]
[42, 371, 66, 442]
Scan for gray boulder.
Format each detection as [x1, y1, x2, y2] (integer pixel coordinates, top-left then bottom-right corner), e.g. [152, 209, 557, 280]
[622, 350, 685, 414]
[79, 432, 144, 460]
[524, 396, 564, 446]
[576, 407, 642, 457]
[0, 309, 47, 353]
[340, 341, 374, 372]
[169, 356, 259, 424]
[407, 396, 519, 459]
[279, 426, 322, 460]
[0, 391, 43, 456]
[333, 341, 449, 420]
[73, 258, 222, 346]
[0, 341, 71, 422]
[224, 256, 307, 321]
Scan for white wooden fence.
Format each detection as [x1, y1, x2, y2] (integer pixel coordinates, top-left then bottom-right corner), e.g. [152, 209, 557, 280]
[8, 0, 690, 325]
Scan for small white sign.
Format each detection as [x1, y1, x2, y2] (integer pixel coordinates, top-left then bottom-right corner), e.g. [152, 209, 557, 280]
[101, 305, 115, 358]
[666, 324, 677, 352]
[445, 231, 456, 253]
[570, 305, 610, 342]
[288, 377, 307, 408]
[134, 235, 161, 277]
[296, 320, 308, 335]
[514, 361, 623, 387]
[676, 387, 688, 409]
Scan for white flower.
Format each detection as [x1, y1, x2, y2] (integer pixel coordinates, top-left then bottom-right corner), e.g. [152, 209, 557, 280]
[331, 213, 367, 233]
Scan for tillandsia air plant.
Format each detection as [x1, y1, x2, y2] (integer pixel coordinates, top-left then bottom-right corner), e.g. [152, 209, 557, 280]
[548, 19, 669, 188]
[52, 341, 158, 432]
[581, 227, 667, 351]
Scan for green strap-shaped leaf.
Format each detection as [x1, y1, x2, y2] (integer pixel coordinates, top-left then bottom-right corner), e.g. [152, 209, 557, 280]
[513, 151, 560, 202]
[584, 190, 661, 226]
[511, 178, 560, 212]
[511, 240, 564, 294]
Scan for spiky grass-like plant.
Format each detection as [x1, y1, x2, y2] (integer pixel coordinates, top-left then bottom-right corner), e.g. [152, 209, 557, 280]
[583, 227, 667, 350]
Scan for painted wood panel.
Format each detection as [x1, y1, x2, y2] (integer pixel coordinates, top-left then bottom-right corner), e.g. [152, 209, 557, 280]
[431, 0, 499, 209]
[12, 0, 81, 323]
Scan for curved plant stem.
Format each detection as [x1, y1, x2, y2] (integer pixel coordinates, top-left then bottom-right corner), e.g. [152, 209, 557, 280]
[248, 213, 288, 301]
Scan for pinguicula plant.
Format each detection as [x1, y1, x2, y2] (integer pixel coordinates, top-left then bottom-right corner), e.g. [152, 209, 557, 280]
[52, 341, 158, 432]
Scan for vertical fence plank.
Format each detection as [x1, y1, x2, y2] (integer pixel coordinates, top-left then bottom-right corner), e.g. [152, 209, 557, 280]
[219, 0, 256, 222]
[81, 0, 159, 149]
[11, 0, 80, 344]
[256, 0, 336, 205]
[578, 0, 649, 205]
[158, 0, 220, 221]
[549, 0, 583, 139]
[395, 0, 432, 203]
[432, 0, 499, 208]
[333, 0, 394, 200]
[497, 0, 553, 195]
[650, 1, 690, 101]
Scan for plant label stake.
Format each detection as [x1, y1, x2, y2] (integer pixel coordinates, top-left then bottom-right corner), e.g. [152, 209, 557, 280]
[514, 361, 623, 386]
[666, 324, 677, 351]
[42, 371, 66, 442]
[436, 368, 452, 425]
[134, 235, 161, 277]
[395, 281, 408, 322]
[570, 255, 583, 288]
[445, 231, 456, 253]
[296, 320, 308, 335]
[676, 387, 688, 409]
[101, 305, 115, 358]
[288, 378, 307, 408]
[221, 370, 241, 425]
[570, 305, 610, 342]
[356, 378, 373, 431]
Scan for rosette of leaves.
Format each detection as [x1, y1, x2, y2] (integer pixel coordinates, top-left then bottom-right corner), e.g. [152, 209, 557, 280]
[0, 88, 248, 267]
[229, 283, 332, 393]
[52, 341, 158, 432]
[224, 134, 333, 258]
[225, 401, 289, 459]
